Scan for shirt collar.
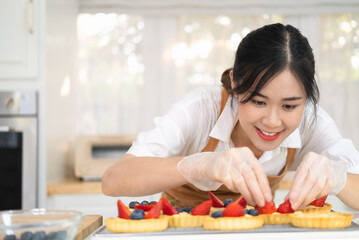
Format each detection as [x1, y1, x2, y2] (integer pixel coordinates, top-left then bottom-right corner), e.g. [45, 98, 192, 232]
[209, 94, 302, 148]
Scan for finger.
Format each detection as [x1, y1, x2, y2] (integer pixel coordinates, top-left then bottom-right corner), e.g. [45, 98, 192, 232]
[252, 162, 272, 201]
[241, 166, 266, 207]
[298, 182, 321, 209]
[292, 171, 317, 210]
[289, 165, 309, 208]
[227, 174, 255, 206]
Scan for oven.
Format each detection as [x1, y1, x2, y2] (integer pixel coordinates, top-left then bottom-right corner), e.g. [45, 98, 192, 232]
[0, 91, 38, 210]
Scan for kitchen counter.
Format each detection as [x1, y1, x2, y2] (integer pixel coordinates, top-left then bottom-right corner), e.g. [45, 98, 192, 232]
[46, 179, 293, 195]
[47, 179, 102, 195]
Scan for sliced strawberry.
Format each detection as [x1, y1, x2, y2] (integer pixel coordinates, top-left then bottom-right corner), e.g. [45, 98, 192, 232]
[255, 201, 276, 214]
[162, 198, 179, 216]
[310, 195, 328, 207]
[222, 202, 245, 217]
[277, 199, 294, 213]
[117, 199, 131, 219]
[134, 204, 155, 212]
[234, 196, 247, 208]
[144, 199, 163, 219]
[208, 191, 224, 208]
[191, 200, 212, 216]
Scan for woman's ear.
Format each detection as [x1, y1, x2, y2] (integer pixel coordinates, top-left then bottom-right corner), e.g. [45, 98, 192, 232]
[229, 70, 238, 98]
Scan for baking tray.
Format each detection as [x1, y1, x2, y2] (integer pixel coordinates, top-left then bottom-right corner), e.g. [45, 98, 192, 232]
[92, 214, 359, 238]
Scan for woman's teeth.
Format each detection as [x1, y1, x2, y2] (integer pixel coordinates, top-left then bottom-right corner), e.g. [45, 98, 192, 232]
[259, 129, 277, 136]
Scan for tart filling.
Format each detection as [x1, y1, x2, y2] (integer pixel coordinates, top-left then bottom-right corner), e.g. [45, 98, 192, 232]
[290, 212, 353, 229]
[300, 203, 332, 213]
[105, 216, 168, 232]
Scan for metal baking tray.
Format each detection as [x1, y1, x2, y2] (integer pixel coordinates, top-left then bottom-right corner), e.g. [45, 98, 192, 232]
[92, 214, 359, 238]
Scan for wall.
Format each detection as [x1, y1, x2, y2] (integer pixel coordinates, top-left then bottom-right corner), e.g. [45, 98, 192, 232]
[46, 0, 78, 184]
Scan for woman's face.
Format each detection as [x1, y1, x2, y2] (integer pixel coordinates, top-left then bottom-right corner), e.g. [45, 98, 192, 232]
[235, 68, 306, 152]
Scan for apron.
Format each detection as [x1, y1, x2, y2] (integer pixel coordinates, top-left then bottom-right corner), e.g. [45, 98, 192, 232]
[162, 88, 296, 208]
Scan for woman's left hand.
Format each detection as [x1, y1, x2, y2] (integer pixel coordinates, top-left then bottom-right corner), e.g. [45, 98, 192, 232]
[288, 152, 347, 210]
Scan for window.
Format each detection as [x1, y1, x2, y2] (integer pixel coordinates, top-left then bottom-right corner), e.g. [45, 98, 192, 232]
[76, 1, 359, 147]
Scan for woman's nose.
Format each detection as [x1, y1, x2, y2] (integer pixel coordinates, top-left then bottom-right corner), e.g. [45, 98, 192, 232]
[262, 107, 282, 128]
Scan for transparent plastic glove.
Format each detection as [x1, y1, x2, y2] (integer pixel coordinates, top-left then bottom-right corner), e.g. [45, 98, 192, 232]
[289, 152, 347, 210]
[177, 147, 272, 206]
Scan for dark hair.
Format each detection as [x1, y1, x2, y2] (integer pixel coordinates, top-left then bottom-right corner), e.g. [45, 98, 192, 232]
[222, 23, 319, 109]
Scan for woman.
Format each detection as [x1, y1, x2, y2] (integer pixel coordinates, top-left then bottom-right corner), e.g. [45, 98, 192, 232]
[102, 23, 359, 210]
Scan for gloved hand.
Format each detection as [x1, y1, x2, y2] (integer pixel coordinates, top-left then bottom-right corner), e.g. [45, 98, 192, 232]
[177, 147, 272, 207]
[288, 152, 348, 210]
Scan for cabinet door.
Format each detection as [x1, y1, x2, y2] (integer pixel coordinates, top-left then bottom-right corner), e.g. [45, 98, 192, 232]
[0, 0, 39, 79]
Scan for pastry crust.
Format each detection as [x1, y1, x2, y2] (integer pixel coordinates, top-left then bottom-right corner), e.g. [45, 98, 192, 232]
[105, 216, 168, 232]
[300, 203, 332, 213]
[168, 213, 205, 227]
[263, 212, 293, 225]
[290, 212, 353, 229]
[203, 215, 264, 231]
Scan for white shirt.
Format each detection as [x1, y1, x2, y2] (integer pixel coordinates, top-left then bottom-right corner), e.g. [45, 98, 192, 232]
[127, 86, 359, 175]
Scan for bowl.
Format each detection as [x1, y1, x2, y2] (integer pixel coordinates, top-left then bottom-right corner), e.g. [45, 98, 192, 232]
[0, 209, 84, 240]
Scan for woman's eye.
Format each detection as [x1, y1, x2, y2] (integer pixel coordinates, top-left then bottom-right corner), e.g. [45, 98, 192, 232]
[252, 100, 266, 106]
[282, 104, 297, 110]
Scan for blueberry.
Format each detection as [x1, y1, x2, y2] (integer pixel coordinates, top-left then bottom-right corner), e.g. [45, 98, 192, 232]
[244, 209, 249, 214]
[223, 198, 233, 207]
[149, 201, 157, 205]
[46, 232, 58, 240]
[129, 201, 140, 209]
[130, 209, 145, 220]
[4, 235, 16, 240]
[176, 208, 183, 213]
[33, 231, 46, 240]
[248, 209, 259, 216]
[211, 211, 222, 218]
[55, 231, 67, 240]
[182, 207, 192, 213]
[20, 231, 33, 240]
[140, 200, 150, 205]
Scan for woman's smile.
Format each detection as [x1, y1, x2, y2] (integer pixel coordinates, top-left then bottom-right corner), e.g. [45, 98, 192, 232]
[255, 127, 282, 141]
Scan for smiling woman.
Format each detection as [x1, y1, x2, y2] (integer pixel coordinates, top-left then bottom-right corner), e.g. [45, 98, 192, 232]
[101, 23, 359, 211]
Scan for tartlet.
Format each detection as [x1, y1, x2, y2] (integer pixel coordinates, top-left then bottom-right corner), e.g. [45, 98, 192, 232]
[167, 212, 205, 228]
[105, 216, 168, 232]
[203, 215, 264, 231]
[290, 211, 353, 229]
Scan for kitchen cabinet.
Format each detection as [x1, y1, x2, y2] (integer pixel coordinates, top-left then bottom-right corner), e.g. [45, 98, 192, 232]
[0, 0, 40, 79]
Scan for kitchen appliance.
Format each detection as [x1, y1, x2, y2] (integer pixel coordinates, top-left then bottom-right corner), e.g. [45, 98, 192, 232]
[74, 135, 135, 181]
[0, 91, 38, 210]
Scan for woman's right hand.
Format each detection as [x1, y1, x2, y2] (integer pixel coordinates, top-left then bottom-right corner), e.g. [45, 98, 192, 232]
[177, 147, 272, 207]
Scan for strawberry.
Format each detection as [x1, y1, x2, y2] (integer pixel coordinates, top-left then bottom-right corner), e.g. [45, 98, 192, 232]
[234, 196, 247, 208]
[310, 195, 328, 207]
[145, 199, 163, 219]
[191, 200, 212, 216]
[222, 202, 245, 217]
[277, 199, 294, 213]
[208, 191, 224, 208]
[117, 199, 131, 219]
[134, 204, 155, 212]
[255, 201, 276, 214]
[162, 198, 179, 216]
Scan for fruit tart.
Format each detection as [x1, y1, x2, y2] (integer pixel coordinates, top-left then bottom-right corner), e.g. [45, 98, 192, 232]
[255, 200, 295, 225]
[167, 200, 212, 228]
[203, 201, 264, 231]
[290, 211, 353, 229]
[105, 199, 168, 233]
[300, 195, 332, 213]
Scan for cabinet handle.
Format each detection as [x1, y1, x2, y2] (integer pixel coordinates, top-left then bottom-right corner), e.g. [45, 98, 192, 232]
[28, 0, 34, 34]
